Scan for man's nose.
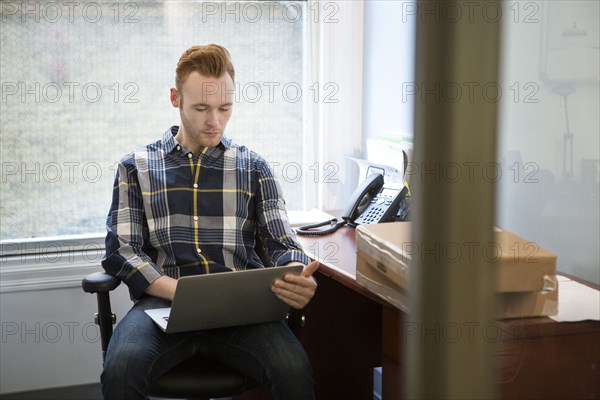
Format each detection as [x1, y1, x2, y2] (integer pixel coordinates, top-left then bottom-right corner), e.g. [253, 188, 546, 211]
[206, 110, 219, 127]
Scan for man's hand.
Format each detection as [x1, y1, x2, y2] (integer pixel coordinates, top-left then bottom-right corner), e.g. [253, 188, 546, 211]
[271, 261, 320, 309]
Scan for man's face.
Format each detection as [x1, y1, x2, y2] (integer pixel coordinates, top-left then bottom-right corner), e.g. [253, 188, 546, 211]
[171, 71, 234, 149]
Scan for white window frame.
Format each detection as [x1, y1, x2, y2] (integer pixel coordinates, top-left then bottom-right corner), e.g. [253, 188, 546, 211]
[303, 0, 365, 210]
[0, 235, 105, 292]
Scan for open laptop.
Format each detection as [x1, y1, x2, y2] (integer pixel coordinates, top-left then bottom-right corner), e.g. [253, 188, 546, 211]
[144, 265, 303, 333]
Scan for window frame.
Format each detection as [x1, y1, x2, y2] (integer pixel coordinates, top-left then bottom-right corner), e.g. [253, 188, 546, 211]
[0, 234, 105, 292]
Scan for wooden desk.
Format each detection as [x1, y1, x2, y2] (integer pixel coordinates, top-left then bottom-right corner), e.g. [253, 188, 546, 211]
[237, 224, 599, 399]
[295, 226, 600, 400]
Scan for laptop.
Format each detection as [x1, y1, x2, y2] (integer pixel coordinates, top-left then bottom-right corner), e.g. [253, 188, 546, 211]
[144, 265, 303, 333]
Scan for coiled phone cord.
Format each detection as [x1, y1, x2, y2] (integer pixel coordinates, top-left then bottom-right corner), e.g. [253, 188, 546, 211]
[295, 218, 348, 236]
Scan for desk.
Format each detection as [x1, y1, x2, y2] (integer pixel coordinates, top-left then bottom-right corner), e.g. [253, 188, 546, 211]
[239, 225, 600, 399]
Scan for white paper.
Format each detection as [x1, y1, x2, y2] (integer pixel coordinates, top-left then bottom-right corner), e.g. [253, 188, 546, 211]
[287, 209, 337, 227]
[366, 138, 412, 173]
[549, 276, 600, 322]
[350, 158, 404, 188]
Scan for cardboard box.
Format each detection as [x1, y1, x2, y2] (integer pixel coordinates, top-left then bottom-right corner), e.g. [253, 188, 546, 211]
[493, 228, 557, 292]
[356, 253, 409, 312]
[355, 222, 558, 318]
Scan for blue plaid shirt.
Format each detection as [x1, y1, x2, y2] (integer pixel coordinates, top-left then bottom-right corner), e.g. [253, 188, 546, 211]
[102, 126, 310, 299]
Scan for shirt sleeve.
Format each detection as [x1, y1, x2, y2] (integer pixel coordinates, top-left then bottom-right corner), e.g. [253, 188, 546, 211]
[254, 160, 311, 267]
[101, 155, 163, 299]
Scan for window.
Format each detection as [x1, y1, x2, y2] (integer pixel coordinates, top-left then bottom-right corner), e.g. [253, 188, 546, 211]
[1, 0, 307, 240]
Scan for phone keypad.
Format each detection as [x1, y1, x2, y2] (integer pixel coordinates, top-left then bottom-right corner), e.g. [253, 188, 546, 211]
[360, 206, 385, 223]
[356, 189, 401, 224]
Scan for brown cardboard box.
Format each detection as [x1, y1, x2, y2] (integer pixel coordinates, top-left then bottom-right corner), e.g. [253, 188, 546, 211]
[493, 228, 557, 292]
[355, 222, 558, 318]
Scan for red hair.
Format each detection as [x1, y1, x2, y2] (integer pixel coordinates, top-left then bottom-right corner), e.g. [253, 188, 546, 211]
[175, 44, 235, 91]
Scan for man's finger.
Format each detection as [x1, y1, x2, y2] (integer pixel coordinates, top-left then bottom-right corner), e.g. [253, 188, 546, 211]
[301, 260, 320, 277]
[274, 289, 308, 310]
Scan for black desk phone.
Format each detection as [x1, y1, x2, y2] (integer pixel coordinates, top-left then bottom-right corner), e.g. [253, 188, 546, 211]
[295, 173, 409, 236]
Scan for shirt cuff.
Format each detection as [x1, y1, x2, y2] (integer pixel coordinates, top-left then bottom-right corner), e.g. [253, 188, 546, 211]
[123, 264, 163, 300]
[275, 250, 311, 267]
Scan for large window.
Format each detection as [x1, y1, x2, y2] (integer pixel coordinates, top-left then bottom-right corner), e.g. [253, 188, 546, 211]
[1, 0, 306, 240]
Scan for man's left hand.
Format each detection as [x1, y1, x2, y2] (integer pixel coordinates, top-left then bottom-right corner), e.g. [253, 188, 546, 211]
[272, 261, 320, 309]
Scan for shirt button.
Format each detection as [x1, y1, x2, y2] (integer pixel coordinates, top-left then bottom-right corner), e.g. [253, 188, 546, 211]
[176, 145, 181, 151]
[197, 248, 202, 253]
[188, 153, 193, 158]
[193, 216, 198, 221]
[193, 183, 198, 188]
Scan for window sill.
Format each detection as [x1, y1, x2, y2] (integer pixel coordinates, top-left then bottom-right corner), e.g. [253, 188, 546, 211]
[0, 234, 105, 293]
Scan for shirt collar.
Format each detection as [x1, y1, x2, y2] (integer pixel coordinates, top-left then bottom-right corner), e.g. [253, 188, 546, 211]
[162, 126, 231, 157]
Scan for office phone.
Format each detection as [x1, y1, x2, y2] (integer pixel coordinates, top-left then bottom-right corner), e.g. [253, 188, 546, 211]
[295, 173, 409, 236]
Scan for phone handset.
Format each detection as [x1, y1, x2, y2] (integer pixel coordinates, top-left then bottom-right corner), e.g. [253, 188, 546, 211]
[341, 173, 385, 224]
[295, 174, 388, 236]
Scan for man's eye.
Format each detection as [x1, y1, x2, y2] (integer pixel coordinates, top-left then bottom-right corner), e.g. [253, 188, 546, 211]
[195, 108, 207, 112]
[220, 107, 231, 112]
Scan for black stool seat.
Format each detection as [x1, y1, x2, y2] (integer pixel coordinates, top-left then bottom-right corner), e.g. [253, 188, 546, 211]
[151, 355, 258, 399]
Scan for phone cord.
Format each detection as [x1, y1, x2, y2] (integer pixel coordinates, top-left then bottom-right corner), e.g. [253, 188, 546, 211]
[295, 218, 347, 236]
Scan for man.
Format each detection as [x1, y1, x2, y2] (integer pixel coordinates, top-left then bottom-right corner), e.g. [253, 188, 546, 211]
[101, 44, 318, 400]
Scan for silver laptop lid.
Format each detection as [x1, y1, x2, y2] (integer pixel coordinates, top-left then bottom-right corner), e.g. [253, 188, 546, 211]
[156, 265, 303, 333]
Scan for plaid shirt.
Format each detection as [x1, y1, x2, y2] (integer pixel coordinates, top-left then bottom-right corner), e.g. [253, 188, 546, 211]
[102, 126, 310, 299]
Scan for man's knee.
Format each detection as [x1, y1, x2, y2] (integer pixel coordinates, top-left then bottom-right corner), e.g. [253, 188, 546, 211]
[101, 342, 152, 400]
[102, 327, 153, 381]
[266, 351, 314, 400]
[269, 343, 313, 381]
[103, 347, 144, 376]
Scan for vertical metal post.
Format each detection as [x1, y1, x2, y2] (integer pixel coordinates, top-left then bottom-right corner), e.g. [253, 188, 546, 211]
[407, 1, 501, 398]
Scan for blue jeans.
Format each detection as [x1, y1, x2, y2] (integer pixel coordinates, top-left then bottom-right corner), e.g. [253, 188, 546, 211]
[101, 296, 314, 400]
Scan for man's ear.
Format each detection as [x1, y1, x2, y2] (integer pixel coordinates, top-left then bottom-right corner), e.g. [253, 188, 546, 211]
[170, 88, 180, 108]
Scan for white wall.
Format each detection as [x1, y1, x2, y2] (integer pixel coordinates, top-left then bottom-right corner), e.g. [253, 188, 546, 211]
[0, 268, 132, 394]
